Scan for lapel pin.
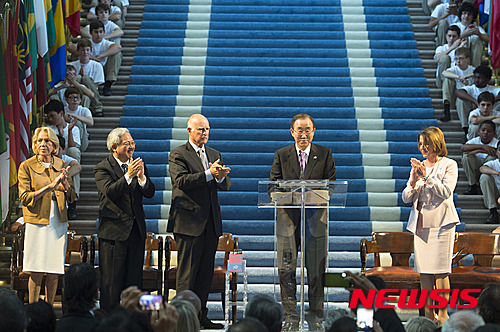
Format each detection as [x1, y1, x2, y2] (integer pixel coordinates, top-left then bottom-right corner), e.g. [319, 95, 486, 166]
[313, 156, 317, 160]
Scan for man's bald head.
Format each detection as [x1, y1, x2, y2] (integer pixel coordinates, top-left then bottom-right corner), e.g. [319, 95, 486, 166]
[173, 290, 201, 319]
[187, 114, 210, 147]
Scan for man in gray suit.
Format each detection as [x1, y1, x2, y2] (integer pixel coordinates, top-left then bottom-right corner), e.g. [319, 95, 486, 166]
[270, 113, 336, 331]
[167, 114, 231, 329]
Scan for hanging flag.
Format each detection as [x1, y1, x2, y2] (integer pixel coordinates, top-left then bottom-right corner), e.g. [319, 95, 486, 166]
[17, 0, 33, 162]
[48, 0, 66, 87]
[25, 0, 38, 128]
[491, 0, 500, 69]
[34, 0, 48, 56]
[66, 0, 81, 37]
[0, 15, 10, 223]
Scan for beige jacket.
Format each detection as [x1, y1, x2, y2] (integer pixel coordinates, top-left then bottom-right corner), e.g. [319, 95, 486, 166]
[18, 155, 76, 225]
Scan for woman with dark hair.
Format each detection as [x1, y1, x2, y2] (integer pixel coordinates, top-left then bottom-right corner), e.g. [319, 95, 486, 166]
[402, 126, 460, 325]
[18, 127, 76, 305]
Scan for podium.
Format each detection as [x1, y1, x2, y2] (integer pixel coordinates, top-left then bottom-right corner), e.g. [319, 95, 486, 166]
[258, 180, 347, 331]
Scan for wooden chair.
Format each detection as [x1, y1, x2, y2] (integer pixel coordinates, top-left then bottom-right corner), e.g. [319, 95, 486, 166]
[89, 232, 164, 295]
[10, 228, 88, 302]
[450, 232, 500, 290]
[165, 233, 239, 322]
[360, 232, 420, 289]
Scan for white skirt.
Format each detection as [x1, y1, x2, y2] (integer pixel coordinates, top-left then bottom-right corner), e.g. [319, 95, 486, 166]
[414, 223, 455, 274]
[23, 199, 68, 274]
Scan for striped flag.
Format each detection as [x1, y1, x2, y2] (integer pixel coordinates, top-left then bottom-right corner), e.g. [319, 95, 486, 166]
[17, 0, 33, 162]
[66, 0, 81, 38]
[0, 15, 10, 223]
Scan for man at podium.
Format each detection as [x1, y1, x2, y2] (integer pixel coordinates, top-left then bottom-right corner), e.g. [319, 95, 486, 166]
[269, 113, 336, 331]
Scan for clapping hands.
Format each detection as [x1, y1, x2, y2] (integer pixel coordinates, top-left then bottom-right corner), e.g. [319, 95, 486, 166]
[209, 159, 231, 180]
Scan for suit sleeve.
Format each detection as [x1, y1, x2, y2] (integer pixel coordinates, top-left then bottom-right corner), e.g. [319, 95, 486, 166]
[425, 159, 457, 200]
[169, 148, 211, 191]
[140, 164, 155, 198]
[269, 151, 283, 181]
[325, 148, 336, 181]
[94, 161, 130, 202]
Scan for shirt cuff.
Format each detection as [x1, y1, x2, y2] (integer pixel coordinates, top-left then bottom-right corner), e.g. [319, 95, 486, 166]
[216, 177, 225, 184]
[138, 177, 146, 187]
[125, 173, 132, 185]
[205, 169, 213, 182]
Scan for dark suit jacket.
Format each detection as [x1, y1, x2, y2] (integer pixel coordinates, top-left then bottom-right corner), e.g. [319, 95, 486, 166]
[94, 155, 155, 241]
[270, 143, 336, 182]
[167, 142, 231, 237]
[55, 313, 98, 332]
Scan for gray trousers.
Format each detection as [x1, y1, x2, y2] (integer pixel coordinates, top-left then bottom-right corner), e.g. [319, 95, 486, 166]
[480, 173, 500, 209]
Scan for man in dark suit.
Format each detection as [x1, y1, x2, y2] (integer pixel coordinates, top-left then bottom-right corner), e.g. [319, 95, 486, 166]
[167, 114, 231, 329]
[94, 127, 155, 313]
[270, 113, 336, 331]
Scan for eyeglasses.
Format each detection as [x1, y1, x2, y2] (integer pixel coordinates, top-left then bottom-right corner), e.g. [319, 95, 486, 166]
[67, 95, 81, 100]
[121, 141, 136, 146]
[292, 129, 313, 136]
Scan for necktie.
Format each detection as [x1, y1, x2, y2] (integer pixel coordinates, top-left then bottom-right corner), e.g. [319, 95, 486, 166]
[300, 151, 307, 176]
[121, 163, 128, 175]
[79, 64, 85, 76]
[198, 149, 208, 170]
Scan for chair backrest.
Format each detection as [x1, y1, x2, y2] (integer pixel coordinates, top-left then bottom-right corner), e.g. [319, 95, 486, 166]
[453, 232, 500, 267]
[360, 232, 414, 273]
[65, 231, 89, 265]
[144, 232, 163, 267]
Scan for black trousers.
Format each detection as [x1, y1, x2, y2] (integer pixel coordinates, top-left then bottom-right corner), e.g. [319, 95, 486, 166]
[99, 221, 145, 313]
[174, 215, 218, 314]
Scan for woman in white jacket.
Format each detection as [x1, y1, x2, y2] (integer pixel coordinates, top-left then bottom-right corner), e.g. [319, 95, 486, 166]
[402, 126, 460, 325]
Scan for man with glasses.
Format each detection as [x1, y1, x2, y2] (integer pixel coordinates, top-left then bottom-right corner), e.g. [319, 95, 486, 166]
[167, 114, 231, 329]
[270, 113, 336, 331]
[94, 127, 155, 312]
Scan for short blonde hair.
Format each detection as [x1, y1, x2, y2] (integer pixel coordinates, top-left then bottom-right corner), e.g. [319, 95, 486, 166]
[418, 126, 447, 157]
[32, 127, 59, 155]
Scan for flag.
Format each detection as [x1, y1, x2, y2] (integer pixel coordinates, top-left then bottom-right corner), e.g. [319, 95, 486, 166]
[25, 0, 38, 128]
[17, 0, 34, 162]
[0, 16, 10, 223]
[491, 0, 500, 69]
[48, 0, 66, 87]
[34, 0, 48, 56]
[4, 3, 21, 186]
[66, 0, 81, 37]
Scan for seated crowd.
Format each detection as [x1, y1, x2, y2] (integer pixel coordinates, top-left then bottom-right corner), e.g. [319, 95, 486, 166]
[2, 267, 500, 332]
[428, 1, 500, 224]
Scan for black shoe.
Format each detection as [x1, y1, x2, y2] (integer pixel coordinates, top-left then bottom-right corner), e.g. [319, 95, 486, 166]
[440, 104, 451, 122]
[200, 316, 223, 329]
[94, 111, 104, 117]
[486, 210, 499, 224]
[67, 202, 77, 220]
[282, 321, 300, 331]
[103, 81, 112, 96]
[464, 184, 480, 195]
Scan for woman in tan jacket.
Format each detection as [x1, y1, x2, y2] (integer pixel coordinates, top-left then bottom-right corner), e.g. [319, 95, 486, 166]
[18, 127, 76, 304]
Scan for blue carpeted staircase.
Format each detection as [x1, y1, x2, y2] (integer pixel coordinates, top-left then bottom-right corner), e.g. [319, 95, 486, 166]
[123, 0, 464, 319]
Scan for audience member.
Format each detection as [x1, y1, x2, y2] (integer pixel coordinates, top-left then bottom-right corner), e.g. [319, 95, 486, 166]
[170, 299, 200, 332]
[45, 100, 81, 165]
[456, 66, 500, 140]
[442, 311, 485, 332]
[93, 306, 152, 332]
[480, 142, 500, 223]
[55, 263, 99, 332]
[477, 283, 500, 324]
[89, 20, 122, 96]
[327, 316, 357, 332]
[324, 308, 351, 331]
[475, 324, 500, 332]
[244, 294, 284, 332]
[228, 318, 269, 332]
[69, 39, 105, 117]
[441, 46, 474, 122]
[87, 0, 124, 28]
[405, 316, 437, 332]
[468, 92, 500, 140]
[462, 120, 499, 195]
[0, 288, 27, 332]
[25, 300, 57, 332]
[82, 4, 123, 45]
[64, 87, 94, 152]
[428, 0, 461, 46]
[172, 290, 201, 321]
[48, 65, 95, 110]
[435, 25, 466, 89]
[452, 1, 489, 67]
[57, 135, 82, 220]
